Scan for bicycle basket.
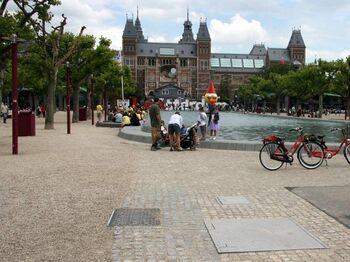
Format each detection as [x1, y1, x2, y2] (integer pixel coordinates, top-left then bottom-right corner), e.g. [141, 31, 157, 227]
[304, 134, 317, 142]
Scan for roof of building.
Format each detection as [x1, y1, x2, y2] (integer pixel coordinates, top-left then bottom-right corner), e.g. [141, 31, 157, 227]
[287, 29, 306, 48]
[267, 48, 291, 62]
[179, 10, 196, 43]
[136, 42, 197, 58]
[135, 9, 147, 43]
[123, 18, 137, 38]
[196, 21, 211, 41]
[249, 44, 267, 55]
[210, 53, 265, 73]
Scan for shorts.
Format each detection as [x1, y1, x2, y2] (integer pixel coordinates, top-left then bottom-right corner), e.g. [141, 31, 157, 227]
[168, 123, 180, 135]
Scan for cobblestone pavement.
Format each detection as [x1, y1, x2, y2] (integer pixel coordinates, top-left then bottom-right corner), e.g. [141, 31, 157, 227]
[111, 141, 350, 261]
[1, 112, 350, 261]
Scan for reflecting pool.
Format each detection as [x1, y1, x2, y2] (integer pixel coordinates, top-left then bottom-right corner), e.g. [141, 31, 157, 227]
[153, 111, 348, 143]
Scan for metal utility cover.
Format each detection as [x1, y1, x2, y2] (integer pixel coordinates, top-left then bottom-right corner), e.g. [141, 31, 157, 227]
[216, 196, 250, 205]
[108, 208, 161, 226]
[204, 218, 326, 253]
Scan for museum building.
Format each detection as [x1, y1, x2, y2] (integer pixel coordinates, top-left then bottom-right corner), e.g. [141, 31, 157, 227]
[122, 11, 306, 100]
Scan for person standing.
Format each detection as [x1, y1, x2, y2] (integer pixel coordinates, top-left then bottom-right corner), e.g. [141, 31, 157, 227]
[40, 104, 46, 118]
[1, 102, 9, 124]
[96, 104, 103, 123]
[208, 106, 219, 140]
[149, 98, 162, 151]
[168, 111, 183, 151]
[197, 107, 207, 141]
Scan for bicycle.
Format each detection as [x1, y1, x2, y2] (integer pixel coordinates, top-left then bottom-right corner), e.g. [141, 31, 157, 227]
[318, 126, 350, 164]
[259, 127, 325, 171]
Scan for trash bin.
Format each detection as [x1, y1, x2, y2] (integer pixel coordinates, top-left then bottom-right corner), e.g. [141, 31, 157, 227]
[79, 107, 87, 121]
[18, 111, 36, 136]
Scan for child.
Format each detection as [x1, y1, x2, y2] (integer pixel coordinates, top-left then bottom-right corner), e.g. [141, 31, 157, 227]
[208, 106, 219, 140]
[197, 107, 207, 141]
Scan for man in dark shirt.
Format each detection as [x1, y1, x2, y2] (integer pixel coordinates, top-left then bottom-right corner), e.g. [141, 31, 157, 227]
[149, 98, 162, 151]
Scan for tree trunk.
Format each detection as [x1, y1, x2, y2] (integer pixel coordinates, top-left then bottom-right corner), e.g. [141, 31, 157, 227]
[318, 94, 323, 119]
[276, 95, 281, 115]
[72, 83, 79, 123]
[45, 67, 58, 129]
[87, 91, 91, 119]
[0, 69, 4, 104]
[346, 92, 350, 121]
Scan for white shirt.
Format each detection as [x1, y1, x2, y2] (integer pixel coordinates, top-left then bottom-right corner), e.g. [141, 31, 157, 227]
[168, 113, 183, 127]
[197, 112, 207, 126]
[1, 104, 8, 114]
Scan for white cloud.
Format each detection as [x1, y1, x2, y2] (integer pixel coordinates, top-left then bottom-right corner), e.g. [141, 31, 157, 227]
[307, 49, 350, 63]
[209, 14, 267, 46]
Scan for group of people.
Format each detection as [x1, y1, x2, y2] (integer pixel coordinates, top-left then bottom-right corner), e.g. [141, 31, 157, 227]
[97, 103, 146, 128]
[197, 106, 220, 141]
[149, 98, 221, 152]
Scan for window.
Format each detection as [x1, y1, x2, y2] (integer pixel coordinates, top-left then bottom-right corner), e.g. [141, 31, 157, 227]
[220, 58, 231, 67]
[160, 48, 175, 56]
[191, 59, 197, 67]
[137, 57, 145, 66]
[180, 59, 187, 67]
[162, 89, 169, 95]
[148, 58, 156, 66]
[232, 59, 243, 68]
[211, 58, 220, 67]
[243, 59, 254, 68]
[177, 90, 182, 95]
[254, 59, 264, 68]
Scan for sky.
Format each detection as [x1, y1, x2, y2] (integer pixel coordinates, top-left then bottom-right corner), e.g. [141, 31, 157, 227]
[10, 0, 350, 63]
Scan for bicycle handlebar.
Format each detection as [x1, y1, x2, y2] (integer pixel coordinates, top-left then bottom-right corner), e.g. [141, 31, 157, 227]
[289, 127, 303, 132]
[331, 127, 343, 132]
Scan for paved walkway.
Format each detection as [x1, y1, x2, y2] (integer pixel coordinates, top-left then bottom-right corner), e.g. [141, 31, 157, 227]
[1, 112, 350, 261]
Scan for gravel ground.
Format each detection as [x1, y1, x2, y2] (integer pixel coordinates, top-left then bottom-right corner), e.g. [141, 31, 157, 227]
[1, 111, 349, 261]
[0, 112, 134, 261]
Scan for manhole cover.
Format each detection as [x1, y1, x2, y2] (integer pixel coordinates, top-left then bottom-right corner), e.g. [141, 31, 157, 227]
[108, 208, 161, 226]
[205, 218, 326, 253]
[216, 196, 250, 205]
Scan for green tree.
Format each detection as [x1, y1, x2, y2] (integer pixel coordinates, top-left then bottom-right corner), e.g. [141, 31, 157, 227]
[333, 57, 350, 120]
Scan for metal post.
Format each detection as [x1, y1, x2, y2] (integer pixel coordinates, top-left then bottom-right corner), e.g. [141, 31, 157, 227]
[121, 74, 124, 101]
[66, 61, 71, 134]
[90, 74, 94, 125]
[11, 34, 18, 155]
[104, 89, 107, 121]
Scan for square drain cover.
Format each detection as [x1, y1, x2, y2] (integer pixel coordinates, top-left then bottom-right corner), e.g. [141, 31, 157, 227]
[205, 218, 326, 253]
[216, 196, 250, 205]
[108, 208, 161, 226]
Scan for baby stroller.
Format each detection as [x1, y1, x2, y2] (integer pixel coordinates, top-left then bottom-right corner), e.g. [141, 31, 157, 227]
[159, 126, 170, 147]
[180, 122, 199, 150]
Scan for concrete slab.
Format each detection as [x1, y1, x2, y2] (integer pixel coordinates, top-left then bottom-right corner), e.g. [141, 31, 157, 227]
[287, 186, 350, 229]
[216, 196, 250, 205]
[204, 218, 326, 253]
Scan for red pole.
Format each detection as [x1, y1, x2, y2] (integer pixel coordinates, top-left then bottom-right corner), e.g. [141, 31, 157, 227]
[91, 75, 94, 125]
[11, 34, 18, 155]
[66, 62, 71, 134]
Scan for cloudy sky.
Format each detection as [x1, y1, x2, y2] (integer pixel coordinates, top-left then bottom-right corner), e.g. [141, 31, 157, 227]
[21, 0, 350, 63]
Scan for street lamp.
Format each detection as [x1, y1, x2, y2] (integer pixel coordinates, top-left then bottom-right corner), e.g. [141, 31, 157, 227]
[66, 61, 71, 134]
[11, 34, 19, 154]
[90, 74, 94, 125]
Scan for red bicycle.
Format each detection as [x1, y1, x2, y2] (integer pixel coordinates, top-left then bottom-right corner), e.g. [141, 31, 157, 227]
[259, 127, 324, 171]
[318, 126, 350, 164]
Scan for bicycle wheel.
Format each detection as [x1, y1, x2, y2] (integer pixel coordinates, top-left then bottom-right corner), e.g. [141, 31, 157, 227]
[297, 141, 324, 169]
[259, 142, 284, 171]
[344, 143, 350, 164]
